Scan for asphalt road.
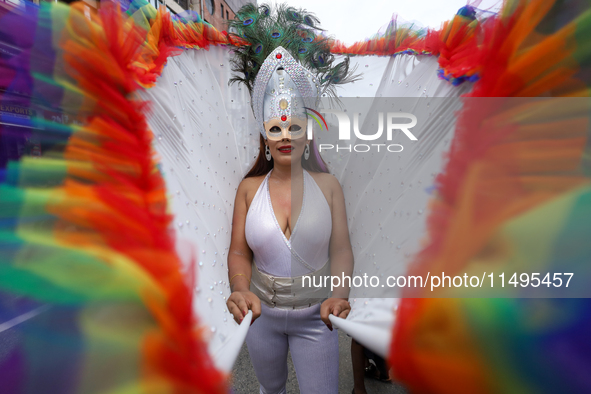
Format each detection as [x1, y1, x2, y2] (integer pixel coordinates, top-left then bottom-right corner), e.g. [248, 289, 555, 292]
[231, 329, 408, 394]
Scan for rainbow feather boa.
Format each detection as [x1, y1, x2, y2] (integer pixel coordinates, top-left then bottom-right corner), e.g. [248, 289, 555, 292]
[0, 1, 232, 392]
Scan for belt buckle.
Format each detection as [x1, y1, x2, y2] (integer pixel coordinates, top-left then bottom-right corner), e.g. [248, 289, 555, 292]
[271, 277, 277, 307]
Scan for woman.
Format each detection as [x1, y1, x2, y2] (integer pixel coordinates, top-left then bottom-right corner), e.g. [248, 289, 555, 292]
[226, 125, 353, 393]
[224, 4, 357, 392]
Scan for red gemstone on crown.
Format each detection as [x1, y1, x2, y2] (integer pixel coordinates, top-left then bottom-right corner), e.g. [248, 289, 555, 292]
[281, 115, 287, 121]
[276, 53, 282, 59]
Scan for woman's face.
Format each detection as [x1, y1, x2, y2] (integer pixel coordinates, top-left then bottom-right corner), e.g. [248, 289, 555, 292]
[263, 117, 308, 166]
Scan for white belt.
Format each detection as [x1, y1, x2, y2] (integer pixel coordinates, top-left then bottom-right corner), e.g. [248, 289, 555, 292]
[250, 260, 331, 309]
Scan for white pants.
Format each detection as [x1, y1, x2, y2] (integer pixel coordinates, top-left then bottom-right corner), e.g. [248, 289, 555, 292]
[245, 303, 339, 394]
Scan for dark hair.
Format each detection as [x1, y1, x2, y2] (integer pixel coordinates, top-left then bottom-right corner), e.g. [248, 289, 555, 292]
[244, 135, 330, 178]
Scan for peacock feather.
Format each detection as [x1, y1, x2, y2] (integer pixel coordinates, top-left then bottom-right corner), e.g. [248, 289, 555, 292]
[228, 2, 360, 98]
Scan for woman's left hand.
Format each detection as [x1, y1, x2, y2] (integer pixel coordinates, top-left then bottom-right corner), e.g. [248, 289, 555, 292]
[320, 297, 351, 331]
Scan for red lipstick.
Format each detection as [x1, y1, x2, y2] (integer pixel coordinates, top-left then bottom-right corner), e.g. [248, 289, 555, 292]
[278, 145, 293, 153]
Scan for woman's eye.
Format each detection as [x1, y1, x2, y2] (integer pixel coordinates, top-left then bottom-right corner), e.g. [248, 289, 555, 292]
[289, 125, 301, 132]
[269, 126, 281, 133]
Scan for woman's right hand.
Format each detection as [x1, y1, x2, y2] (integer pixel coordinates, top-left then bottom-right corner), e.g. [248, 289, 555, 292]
[227, 290, 261, 324]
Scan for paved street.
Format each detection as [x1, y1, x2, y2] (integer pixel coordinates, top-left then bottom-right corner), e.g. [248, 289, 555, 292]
[231, 329, 408, 394]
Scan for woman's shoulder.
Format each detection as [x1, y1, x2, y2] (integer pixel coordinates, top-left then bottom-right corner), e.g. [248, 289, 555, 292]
[307, 171, 342, 192]
[237, 174, 268, 207]
[239, 174, 267, 190]
[306, 171, 343, 207]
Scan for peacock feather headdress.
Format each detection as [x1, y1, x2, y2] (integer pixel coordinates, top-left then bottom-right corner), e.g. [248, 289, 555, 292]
[228, 3, 360, 138]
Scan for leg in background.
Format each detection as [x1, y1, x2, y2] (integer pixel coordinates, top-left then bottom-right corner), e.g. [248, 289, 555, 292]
[351, 339, 368, 394]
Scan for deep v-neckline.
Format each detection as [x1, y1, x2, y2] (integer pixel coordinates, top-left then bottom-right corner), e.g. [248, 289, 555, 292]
[266, 169, 306, 245]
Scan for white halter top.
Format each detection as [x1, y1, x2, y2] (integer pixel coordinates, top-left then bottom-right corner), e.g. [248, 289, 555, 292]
[245, 169, 332, 278]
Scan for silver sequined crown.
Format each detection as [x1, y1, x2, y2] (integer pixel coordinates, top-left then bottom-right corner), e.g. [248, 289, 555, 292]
[252, 46, 321, 138]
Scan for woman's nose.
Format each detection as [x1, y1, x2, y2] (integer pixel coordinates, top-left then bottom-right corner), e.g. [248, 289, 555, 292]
[281, 127, 291, 140]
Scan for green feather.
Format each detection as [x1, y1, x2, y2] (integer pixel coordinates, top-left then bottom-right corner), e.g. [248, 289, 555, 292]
[228, 2, 360, 98]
